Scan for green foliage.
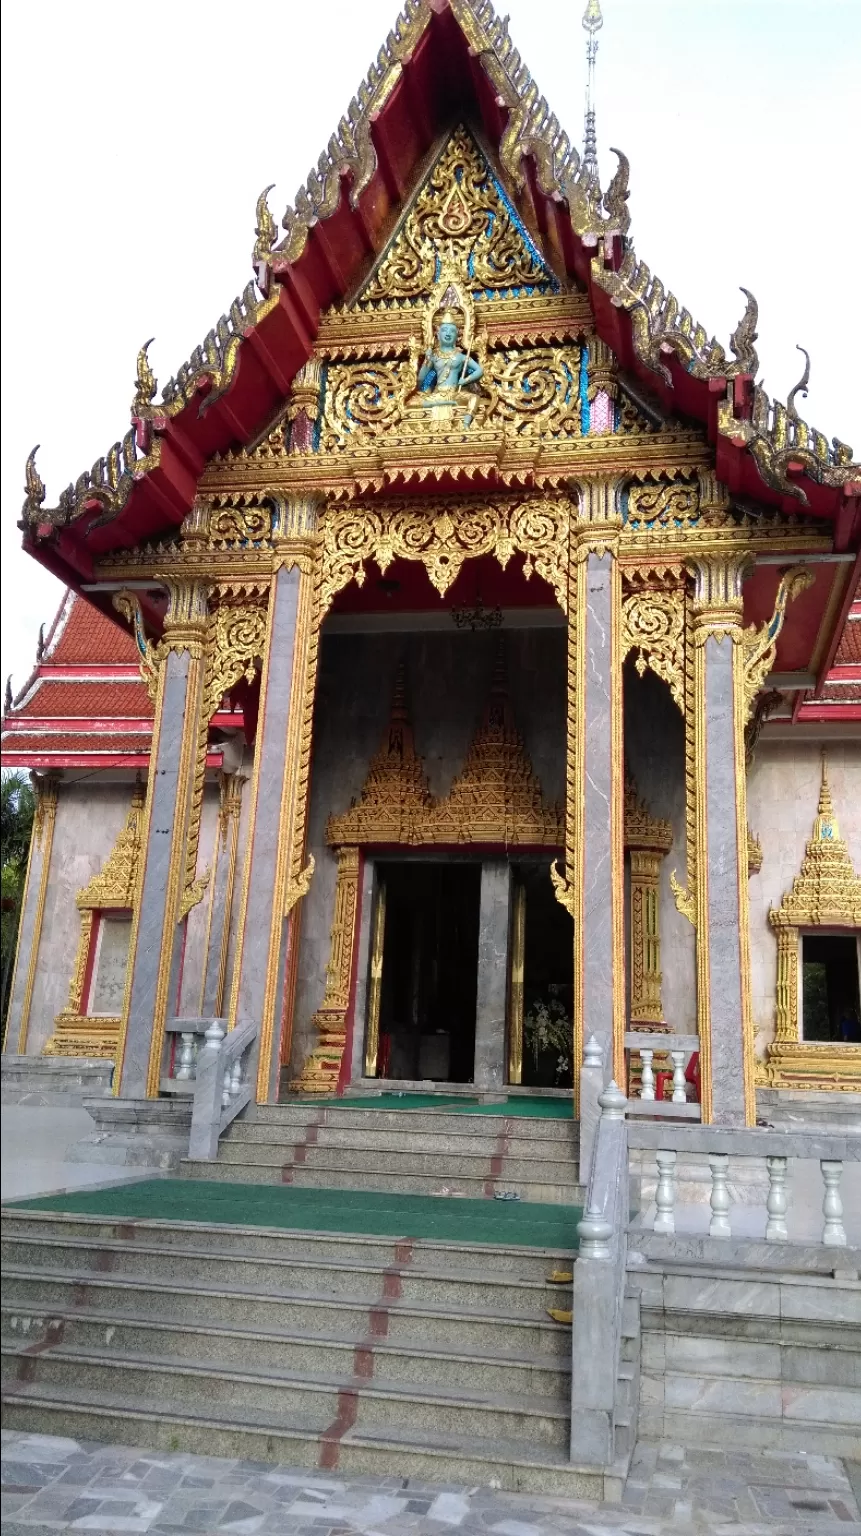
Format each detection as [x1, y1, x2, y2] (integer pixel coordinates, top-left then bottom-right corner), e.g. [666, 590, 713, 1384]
[1, 770, 37, 1038]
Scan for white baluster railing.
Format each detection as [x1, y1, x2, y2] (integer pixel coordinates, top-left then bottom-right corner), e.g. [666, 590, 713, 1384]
[162, 1018, 224, 1092]
[628, 1123, 857, 1249]
[624, 1033, 701, 1119]
[188, 1019, 257, 1161]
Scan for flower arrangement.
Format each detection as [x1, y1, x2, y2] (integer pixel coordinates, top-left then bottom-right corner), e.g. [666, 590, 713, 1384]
[524, 986, 571, 1082]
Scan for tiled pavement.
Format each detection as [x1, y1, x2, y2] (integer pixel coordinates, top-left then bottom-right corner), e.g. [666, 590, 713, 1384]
[2, 1433, 859, 1536]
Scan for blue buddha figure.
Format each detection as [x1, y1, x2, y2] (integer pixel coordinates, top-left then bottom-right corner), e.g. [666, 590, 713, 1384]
[415, 307, 483, 425]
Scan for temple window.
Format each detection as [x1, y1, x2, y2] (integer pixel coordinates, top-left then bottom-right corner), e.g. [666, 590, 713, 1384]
[86, 912, 133, 1017]
[800, 933, 861, 1045]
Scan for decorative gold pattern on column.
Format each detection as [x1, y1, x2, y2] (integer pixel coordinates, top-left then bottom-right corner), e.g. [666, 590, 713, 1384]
[763, 757, 861, 1091]
[45, 786, 145, 1060]
[182, 598, 269, 920]
[12, 775, 58, 1055]
[684, 551, 756, 1124]
[364, 877, 387, 1079]
[508, 881, 527, 1084]
[625, 776, 673, 1025]
[290, 847, 361, 1095]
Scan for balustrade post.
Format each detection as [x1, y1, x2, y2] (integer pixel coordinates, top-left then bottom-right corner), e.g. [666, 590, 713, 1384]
[708, 1152, 731, 1237]
[821, 1160, 847, 1247]
[670, 1050, 687, 1104]
[765, 1156, 789, 1241]
[654, 1149, 677, 1234]
[175, 1032, 196, 1081]
[639, 1048, 655, 1101]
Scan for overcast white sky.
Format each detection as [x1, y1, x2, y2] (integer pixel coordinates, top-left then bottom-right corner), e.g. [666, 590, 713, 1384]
[1, 0, 858, 700]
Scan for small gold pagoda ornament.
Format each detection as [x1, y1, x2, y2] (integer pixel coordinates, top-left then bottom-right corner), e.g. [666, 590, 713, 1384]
[761, 754, 861, 1092]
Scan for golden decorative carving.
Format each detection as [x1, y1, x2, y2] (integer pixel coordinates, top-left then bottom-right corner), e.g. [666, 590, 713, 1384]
[327, 651, 562, 851]
[741, 566, 814, 723]
[763, 757, 861, 1090]
[550, 859, 576, 917]
[364, 877, 387, 1078]
[747, 828, 763, 876]
[133, 339, 157, 415]
[112, 590, 163, 702]
[621, 589, 685, 712]
[45, 787, 145, 1060]
[319, 493, 571, 614]
[290, 846, 361, 1095]
[285, 856, 315, 916]
[586, 335, 618, 402]
[508, 881, 526, 1085]
[181, 599, 269, 918]
[625, 775, 673, 1026]
[357, 126, 556, 309]
[253, 184, 277, 266]
[625, 480, 699, 532]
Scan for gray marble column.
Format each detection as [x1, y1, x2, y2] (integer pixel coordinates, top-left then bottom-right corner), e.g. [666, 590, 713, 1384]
[474, 860, 511, 1091]
[230, 557, 311, 1102]
[120, 614, 207, 1098]
[689, 550, 754, 1126]
[4, 775, 58, 1056]
[578, 549, 625, 1087]
[701, 635, 748, 1124]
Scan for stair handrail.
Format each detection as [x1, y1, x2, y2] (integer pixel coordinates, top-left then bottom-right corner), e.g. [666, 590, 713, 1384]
[569, 1075, 629, 1468]
[188, 1018, 258, 1161]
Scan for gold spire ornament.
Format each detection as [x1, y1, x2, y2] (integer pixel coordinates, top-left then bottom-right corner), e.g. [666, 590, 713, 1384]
[582, 0, 604, 181]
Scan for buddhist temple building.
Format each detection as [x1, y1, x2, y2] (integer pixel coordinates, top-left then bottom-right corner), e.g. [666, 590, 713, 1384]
[3, 0, 860, 1130]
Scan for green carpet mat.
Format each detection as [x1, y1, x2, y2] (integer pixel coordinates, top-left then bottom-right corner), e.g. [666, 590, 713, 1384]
[9, 1179, 580, 1250]
[295, 1092, 574, 1118]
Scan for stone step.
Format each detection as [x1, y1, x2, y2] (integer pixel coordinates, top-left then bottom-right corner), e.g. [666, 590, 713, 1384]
[651, 1405, 861, 1459]
[227, 1120, 579, 1155]
[0, 1054, 114, 1105]
[254, 1103, 577, 1141]
[0, 1383, 605, 1497]
[0, 1345, 570, 1448]
[216, 1140, 580, 1182]
[0, 1236, 573, 1316]
[1, 1305, 570, 1399]
[179, 1157, 583, 1203]
[1, 1270, 570, 1357]
[0, 1211, 569, 1278]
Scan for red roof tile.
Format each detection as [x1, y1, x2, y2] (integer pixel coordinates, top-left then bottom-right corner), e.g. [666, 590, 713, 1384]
[14, 681, 154, 719]
[49, 594, 140, 665]
[3, 732, 155, 753]
[835, 619, 861, 665]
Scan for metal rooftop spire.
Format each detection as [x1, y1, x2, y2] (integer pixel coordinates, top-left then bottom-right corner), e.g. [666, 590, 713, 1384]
[582, 0, 604, 183]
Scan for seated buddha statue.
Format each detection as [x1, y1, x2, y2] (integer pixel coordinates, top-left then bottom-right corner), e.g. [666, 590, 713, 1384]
[406, 305, 486, 429]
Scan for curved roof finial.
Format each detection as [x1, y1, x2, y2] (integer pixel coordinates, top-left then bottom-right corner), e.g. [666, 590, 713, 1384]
[582, 0, 604, 183]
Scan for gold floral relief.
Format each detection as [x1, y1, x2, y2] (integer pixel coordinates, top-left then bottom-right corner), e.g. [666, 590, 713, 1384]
[319, 493, 572, 612]
[357, 125, 556, 309]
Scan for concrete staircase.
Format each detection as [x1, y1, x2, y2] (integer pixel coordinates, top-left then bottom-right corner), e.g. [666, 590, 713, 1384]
[181, 1101, 584, 1203]
[0, 1206, 608, 1495]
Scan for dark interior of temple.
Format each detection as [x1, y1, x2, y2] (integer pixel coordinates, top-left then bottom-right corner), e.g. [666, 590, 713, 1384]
[376, 860, 481, 1082]
[801, 933, 861, 1043]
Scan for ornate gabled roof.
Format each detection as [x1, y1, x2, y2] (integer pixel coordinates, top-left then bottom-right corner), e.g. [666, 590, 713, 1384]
[18, 0, 860, 600]
[0, 590, 236, 771]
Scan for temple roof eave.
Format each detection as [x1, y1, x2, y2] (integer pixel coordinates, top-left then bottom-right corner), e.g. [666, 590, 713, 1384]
[17, 0, 860, 603]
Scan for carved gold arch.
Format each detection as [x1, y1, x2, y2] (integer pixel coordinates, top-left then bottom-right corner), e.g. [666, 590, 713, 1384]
[762, 756, 861, 1091]
[318, 493, 573, 617]
[44, 784, 146, 1060]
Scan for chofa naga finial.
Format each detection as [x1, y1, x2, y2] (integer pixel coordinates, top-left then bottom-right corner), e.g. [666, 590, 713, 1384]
[787, 344, 811, 422]
[133, 339, 157, 414]
[253, 184, 277, 266]
[23, 445, 45, 515]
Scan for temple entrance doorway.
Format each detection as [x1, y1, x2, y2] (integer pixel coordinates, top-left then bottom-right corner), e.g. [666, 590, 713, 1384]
[510, 862, 574, 1091]
[372, 860, 481, 1083]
